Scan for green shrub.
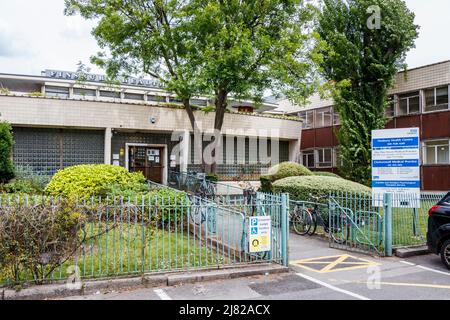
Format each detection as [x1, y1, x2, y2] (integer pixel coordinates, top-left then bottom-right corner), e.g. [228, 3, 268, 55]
[2, 179, 36, 194]
[314, 171, 341, 178]
[147, 187, 190, 226]
[272, 176, 371, 201]
[267, 162, 313, 181]
[0, 122, 14, 183]
[45, 164, 146, 200]
[259, 175, 273, 193]
[205, 173, 219, 183]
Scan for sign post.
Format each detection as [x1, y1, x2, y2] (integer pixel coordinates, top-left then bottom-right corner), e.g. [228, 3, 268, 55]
[372, 128, 421, 208]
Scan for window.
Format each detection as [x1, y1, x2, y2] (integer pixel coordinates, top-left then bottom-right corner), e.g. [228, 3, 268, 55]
[147, 95, 166, 102]
[124, 93, 144, 101]
[398, 92, 420, 116]
[423, 140, 450, 165]
[45, 86, 69, 98]
[385, 96, 396, 118]
[169, 97, 183, 104]
[99, 90, 120, 99]
[298, 110, 314, 129]
[73, 88, 96, 97]
[302, 150, 315, 169]
[314, 107, 332, 128]
[424, 86, 449, 112]
[332, 108, 340, 125]
[317, 148, 333, 168]
[191, 99, 208, 107]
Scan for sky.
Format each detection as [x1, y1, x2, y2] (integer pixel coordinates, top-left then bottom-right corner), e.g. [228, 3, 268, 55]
[0, 0, 449, 76]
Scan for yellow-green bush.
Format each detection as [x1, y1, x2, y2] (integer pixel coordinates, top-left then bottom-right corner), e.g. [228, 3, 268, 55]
[45, 165, 146, 200]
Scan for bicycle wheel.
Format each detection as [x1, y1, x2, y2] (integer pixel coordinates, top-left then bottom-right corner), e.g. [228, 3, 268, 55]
[291, 208, 313, 236]
[189, 201, 202, 226]
[308, 211, 318, 236]
[329, 213, 349, 244]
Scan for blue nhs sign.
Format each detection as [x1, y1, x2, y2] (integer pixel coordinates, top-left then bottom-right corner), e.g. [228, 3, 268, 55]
[372, 128, 421, 208]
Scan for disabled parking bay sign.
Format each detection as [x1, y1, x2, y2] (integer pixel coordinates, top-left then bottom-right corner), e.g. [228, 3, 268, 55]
[249, 216, 271, 253]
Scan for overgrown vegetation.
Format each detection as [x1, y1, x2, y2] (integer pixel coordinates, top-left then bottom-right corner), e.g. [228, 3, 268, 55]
[317, 0, 419, 185]
[0, 122, 15, 183]
[0, 199, 86, 284]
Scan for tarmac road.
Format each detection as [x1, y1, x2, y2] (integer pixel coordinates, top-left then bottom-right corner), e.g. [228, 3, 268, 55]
[62, 234, 450, 300]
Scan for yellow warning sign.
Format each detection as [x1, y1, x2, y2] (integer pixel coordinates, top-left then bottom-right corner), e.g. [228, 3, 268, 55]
[291, 254, 380, 274]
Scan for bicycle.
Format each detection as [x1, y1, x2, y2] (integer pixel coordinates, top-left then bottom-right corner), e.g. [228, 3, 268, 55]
[290, 203, 313, 236]
[305, 194, 348, 244]
[188, 194, 217, 234]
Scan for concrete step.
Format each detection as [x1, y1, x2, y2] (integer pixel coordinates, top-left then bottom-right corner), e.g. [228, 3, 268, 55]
[394, 245, 430, 258]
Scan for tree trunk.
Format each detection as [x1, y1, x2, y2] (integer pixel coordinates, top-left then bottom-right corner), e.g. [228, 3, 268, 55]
[210, 88, 228, 174]
[182, 99, 205, 172]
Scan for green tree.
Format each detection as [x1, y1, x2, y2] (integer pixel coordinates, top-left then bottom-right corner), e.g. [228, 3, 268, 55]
[317, 0, 418, 185]
[0, 121, 15, 183]
[65, 0, 321, 173]
[188, 0, 321, 172]
[64, 0, 202, 133]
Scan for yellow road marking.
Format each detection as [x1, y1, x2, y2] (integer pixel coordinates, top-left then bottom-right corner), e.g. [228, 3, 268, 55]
[291, 254, 380, 274]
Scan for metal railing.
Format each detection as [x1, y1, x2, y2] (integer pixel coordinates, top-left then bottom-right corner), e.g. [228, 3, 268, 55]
[391, 192, 446, 248]
[0, 190, 288, 287]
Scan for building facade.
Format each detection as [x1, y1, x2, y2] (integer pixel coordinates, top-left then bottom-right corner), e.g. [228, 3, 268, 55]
[0, 70, 302, 184]
[271, 60, 450, 191]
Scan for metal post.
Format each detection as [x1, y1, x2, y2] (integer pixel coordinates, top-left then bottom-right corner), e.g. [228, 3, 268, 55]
[383, 193, 393, 257]
[281, 193, 289, 267]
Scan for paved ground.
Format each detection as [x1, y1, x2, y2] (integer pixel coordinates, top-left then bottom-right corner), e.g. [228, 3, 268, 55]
[62, 233, 450, 300]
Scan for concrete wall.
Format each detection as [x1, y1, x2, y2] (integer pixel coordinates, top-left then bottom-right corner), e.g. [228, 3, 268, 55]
[0, 95, 302, 141]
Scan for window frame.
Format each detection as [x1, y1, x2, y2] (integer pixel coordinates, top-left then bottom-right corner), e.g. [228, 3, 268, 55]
[423, 85, 450, 113]
[301, 149, 315, 169]
[45, 86, 70, 98]
[397, 91, 421, 116]
[316, 147, 333, 168]
[422, 139, 450, 166]
[299, 110, 314, 129]
[314, 107, 333, 128]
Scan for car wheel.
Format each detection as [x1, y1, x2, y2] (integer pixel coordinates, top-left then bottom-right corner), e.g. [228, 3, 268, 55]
[440, 239, 450, 270]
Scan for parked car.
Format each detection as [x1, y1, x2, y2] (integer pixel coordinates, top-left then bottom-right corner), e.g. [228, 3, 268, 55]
[427, 192, 450, 269]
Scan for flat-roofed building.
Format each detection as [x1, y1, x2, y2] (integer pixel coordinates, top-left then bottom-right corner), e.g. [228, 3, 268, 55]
[0, 70, 302, 183]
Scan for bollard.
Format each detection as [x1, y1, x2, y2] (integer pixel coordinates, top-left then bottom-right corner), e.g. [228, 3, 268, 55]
[281, 193, 289, 267]
[383, 193, 393, 257]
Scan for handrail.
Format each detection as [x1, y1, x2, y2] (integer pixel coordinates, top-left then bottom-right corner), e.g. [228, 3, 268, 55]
[328, 196, 383, 255]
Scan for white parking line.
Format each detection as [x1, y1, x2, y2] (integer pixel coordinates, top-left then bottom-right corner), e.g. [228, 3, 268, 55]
[154, 288, 172, 300]
[400, 260, 450, 276]
[417, 265, 450, 276]
[296, 272, 371, 301]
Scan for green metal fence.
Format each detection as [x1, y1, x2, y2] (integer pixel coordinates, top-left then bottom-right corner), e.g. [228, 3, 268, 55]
[287, 191, 446, 257]
[391, 192, 446, 248]
[0, 190, 288, 287]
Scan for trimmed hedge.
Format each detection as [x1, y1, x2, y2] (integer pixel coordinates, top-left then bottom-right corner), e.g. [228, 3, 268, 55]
[45, 165, 146, 200]
[272, 176, 371, 201]
[268, 162, 313, 181]
[314, 171, 341, 178]
[259, 162, 313, 193]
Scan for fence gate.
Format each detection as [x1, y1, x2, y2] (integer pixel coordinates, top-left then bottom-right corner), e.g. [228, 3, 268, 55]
[328, 193, 385, 256]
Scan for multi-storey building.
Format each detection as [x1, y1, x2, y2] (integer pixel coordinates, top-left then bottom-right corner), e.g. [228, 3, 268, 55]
[269, 60, 450, 191]
[0, 70, 302, 184]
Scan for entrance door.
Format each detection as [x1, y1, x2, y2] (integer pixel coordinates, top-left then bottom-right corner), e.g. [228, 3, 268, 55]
[129, 146, 164, 183]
